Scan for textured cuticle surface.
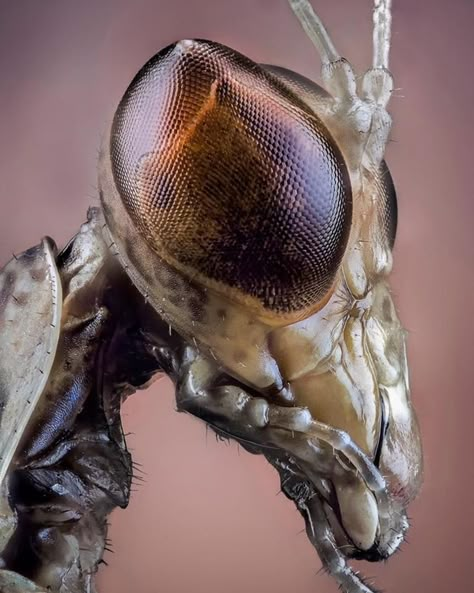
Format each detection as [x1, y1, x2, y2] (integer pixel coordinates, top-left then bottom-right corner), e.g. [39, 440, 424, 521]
[110, 39, 352, 316]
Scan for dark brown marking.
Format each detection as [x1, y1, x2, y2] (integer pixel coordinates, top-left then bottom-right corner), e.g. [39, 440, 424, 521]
[187, 295, 206, 323]
[0, 270, 16, 315]
[30, 266, 47, 283]
[167, 293, 182, 308]
[382, 296, 393, 322]
[12, 292, 29, 307]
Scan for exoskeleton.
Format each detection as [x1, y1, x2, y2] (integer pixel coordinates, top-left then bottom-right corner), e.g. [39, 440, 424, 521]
[0, 1, 423, 592]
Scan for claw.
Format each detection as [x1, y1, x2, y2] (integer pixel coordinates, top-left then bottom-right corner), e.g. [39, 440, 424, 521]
[276, 466, 379, 593]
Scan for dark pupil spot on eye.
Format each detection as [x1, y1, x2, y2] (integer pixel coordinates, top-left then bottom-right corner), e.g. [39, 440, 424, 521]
[111, 40, 352, 315]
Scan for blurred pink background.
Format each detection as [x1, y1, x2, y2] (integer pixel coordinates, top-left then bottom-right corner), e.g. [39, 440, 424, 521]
[0, 0, 472, 592]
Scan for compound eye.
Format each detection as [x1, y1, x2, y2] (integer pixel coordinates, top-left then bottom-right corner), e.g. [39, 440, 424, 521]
[110, 39, 352, 322]
[377, 160, 398, 249]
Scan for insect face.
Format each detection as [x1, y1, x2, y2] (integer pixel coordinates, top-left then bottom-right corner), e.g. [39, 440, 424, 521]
[98, 2, 423, 591]
[0, 3, 425, 593]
